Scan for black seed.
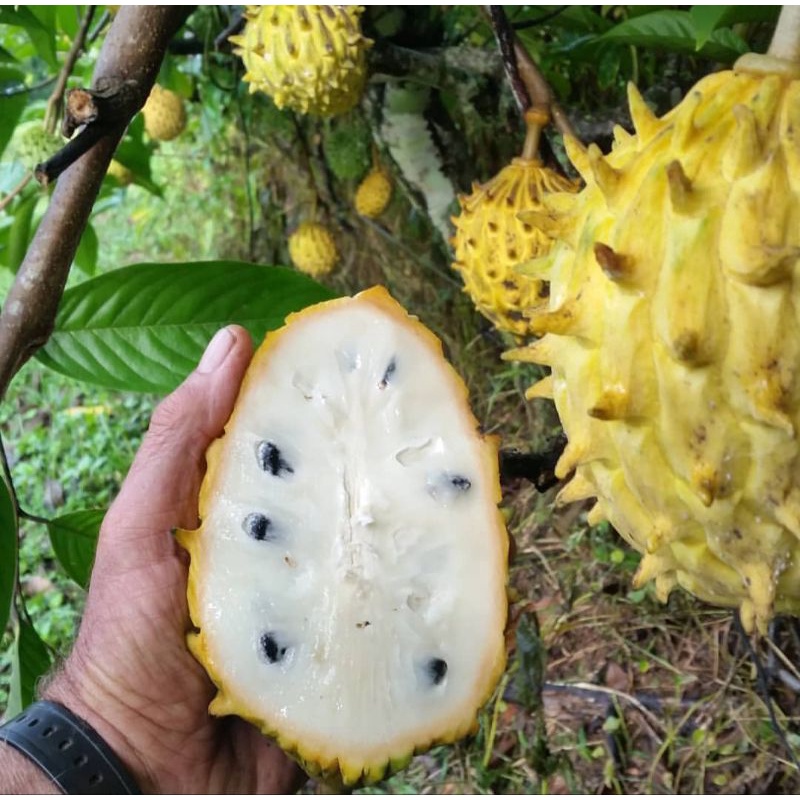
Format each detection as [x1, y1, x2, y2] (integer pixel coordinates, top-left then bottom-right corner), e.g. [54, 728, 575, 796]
[379, 357, 397, 389]
[256, 441, 294, 477]
[427, 471, 473, 502]
[428, 658, 448, 685]
[243, 513, 274, 542]
[450, 475, 471, 492]
[259, 631, 288, 664]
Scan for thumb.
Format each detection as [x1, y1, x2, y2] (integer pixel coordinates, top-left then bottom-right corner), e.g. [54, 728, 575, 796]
[99, 326, 253, 560]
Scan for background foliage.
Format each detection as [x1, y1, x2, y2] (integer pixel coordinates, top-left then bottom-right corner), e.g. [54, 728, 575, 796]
[0, 5, 797, 793]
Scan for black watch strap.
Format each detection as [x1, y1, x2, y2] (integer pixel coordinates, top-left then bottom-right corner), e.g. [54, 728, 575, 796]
[0, 700, 141, 794]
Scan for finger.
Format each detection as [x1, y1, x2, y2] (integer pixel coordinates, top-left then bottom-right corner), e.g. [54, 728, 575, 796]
[99, 325, 253, 563]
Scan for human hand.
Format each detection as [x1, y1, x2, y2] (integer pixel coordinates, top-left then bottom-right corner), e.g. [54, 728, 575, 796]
[43, 326, 305, 793]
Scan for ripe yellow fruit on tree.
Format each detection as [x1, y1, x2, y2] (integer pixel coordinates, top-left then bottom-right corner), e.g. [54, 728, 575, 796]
[508, 53, 800, 632]
[288, 222, 339, 277]
[231, 5, 372, 117]
[355, 169, 392, 218]
[142, 84, 186, 142]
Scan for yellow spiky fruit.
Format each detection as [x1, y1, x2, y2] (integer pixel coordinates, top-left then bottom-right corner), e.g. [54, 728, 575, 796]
[142, 84, 186, 142]
[178, 287, 508, 786]
[355, 168, 393, 218]
[288, 222, 338, 277]
[106, 159, 132, 186]
[508, 54, 800, 633]
[230, 6, 372, 117]
[451, 158, 578, 337]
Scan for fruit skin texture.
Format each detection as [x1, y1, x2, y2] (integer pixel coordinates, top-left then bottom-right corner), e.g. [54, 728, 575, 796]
[354, 168, 393, 218]
[142, 84, 186, 142]
[106, 159, 132, 186]
[230, 6, 372, 117]
[178, 287, 508, 787]
[288, 222, 338, 277]
[509, 55, 800, 632]
[451, 158, 578, 338]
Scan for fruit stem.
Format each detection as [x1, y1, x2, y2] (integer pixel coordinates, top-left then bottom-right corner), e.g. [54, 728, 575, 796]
[768, 5, 800, 62]
[521, 108, 548, 161]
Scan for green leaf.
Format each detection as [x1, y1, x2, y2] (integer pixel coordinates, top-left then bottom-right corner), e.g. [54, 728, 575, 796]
[592, 10, 750, 63]
[36, 261, 339, 393]
[0, 44, 19, 63]
[6, 618, 52, 717]
[5, 193, 38, 274]
[0, 67, 27, 160]
[689, 6, 734, 50]
[114, 115, 162, 197]
[0, 472, 17, 637]
[0, 8, 57, 70]
[74, 222, 98, 276]
[47, 509, 104, 590]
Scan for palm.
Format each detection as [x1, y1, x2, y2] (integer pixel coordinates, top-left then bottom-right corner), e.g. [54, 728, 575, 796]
[46, 328, 303, 793]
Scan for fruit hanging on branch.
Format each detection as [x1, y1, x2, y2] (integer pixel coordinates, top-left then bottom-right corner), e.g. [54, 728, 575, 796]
[451, 108, 578, 338]
[142, 84, 187, 142]
[178, 287, 509, 787]
[231, 5, 373, 117]
[288, 221, 339, 277]
[355, 166, 393, 219]
[508, 6, 800, 632]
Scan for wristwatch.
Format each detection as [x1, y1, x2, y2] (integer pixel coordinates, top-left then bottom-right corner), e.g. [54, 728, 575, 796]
[0, 700, 140, 794]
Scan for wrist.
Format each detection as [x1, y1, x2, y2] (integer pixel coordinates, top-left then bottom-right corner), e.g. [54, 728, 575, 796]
[40, 658, 154, 793]
[0, 740, 60, 794]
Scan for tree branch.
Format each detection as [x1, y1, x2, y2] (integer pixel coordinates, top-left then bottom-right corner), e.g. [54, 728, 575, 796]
[43, 6, 96, 135]
[0, 6, 193, 400]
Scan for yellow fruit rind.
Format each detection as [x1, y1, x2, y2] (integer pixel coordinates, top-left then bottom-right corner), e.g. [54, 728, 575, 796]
[142, 84, 186, 142]
[511, 58, 800, 632]
[178, 286, 509, 786]
[287, 221, 339, 277]
[355, 168, 393, 218]
[230, 5, 373, 117]
[451, 158, 578, 338]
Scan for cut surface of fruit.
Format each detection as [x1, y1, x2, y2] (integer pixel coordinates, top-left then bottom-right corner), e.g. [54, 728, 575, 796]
[179, 287, 508, 785]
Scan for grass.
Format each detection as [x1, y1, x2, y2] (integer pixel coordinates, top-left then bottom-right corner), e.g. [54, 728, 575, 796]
[3, 90, 800, 794]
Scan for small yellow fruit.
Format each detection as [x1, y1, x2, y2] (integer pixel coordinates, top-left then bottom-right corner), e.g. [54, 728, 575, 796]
[288, 222, 338, 277]
[354, 169, 392, 218]
[230, 6, 372, 116]
[142, 84, 186, 142]
[451, 158, 578, 338]
[106, 159, 132, 186]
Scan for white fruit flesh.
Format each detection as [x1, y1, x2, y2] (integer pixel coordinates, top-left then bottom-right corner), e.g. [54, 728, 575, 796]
[184, 288, 507, 783]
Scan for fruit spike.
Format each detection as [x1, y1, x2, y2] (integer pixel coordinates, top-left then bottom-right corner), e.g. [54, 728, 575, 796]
[527, 302, 580, 336]
[587, 387, 629, 421]
[722, 105, 763, 181]
[665, 160, 695, 215]
[626, 82, 660, 144]
[593, 242, 633, 283]
[556, 472, 596, 505]
[670, 89, 703, 152]
[587, 144, 621, 200]
[526, 375, 553, 400]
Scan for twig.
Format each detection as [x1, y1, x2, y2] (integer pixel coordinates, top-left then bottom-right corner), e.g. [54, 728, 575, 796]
[2, 76, 57, 98]
[489, 6, 529, 113]
[487, 5, 579, 142]
[0, 7, 192, 401]
[43, 7, 96, 135]
[0, 174, 34, 214]
[732, 611, 800, 772]
[36, 79, 143, 185]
